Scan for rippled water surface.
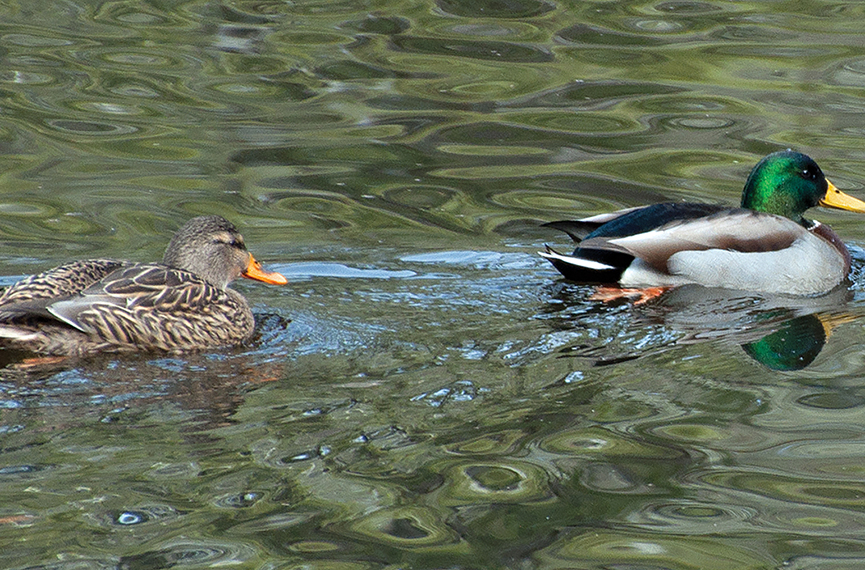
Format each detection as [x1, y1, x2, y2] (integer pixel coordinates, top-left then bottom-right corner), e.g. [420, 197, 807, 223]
[4, 0, 865, 568]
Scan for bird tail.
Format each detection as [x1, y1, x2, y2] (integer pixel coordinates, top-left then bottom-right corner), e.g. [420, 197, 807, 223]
[539, 246, 626, 283]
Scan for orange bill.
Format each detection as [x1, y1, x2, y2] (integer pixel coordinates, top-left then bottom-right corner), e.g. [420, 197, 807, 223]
[243, 254, 288, 285]
[820, 180, 865, 213]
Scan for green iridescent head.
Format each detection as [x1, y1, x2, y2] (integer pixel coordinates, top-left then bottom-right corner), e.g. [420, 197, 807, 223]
[740, 150, 865, 225]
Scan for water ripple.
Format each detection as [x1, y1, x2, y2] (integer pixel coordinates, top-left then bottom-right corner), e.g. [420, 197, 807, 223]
[536, 529, 767, 568]
[117, 539, 256, 569]
[436, 0, 555, 19]
[633, 499, 757, 533]
[343, 506, 460, 549]
[434, 459, 553, 505]
[4, 2, 865, 570]
[390, 36, 554, 63]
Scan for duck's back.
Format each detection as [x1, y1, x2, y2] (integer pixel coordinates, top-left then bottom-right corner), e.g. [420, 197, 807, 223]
[0, 259, 127, 307]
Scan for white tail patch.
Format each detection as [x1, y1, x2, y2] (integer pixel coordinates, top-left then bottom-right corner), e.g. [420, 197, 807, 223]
[538, 250, 614, 271]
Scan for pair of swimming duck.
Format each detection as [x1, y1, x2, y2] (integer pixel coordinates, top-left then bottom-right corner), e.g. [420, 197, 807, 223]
[0, 151, 862, 356]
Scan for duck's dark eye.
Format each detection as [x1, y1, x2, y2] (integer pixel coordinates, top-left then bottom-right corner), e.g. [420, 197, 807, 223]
[801, 168, 818, 181]
[211, 234, 243, 247]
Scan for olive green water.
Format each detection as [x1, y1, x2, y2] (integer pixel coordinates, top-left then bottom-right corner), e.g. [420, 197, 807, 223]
[3, 0, 865, 568]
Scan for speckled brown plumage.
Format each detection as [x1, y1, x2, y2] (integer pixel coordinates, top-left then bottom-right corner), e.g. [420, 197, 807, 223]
[0, 216, 287, 356]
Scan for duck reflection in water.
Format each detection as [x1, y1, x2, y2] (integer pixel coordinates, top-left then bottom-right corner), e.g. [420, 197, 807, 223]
[542, 283, 855, 371]
[741, 314, 835, 371]
[650, 285, 855, 371]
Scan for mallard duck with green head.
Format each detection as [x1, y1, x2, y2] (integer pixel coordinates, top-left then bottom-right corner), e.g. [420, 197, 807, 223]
[0, 215, 287, 355]
[541, 151, 865, 296]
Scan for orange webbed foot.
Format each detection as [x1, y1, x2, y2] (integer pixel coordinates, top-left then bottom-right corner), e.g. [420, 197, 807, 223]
[589, 286, 670, 305]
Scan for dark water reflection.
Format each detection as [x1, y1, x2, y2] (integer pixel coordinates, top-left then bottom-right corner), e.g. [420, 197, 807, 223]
[4, 0, 865, 569]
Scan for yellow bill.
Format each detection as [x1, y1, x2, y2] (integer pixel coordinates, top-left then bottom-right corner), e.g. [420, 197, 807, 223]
[820, 180, 865, 213]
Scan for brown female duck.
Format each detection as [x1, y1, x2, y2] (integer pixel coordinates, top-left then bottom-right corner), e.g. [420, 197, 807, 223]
[0, 215, 287, 355]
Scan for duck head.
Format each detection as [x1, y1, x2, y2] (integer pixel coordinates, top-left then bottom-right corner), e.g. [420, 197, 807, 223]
[163, 215, 287, 289]
[741, 150, 865, 225]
